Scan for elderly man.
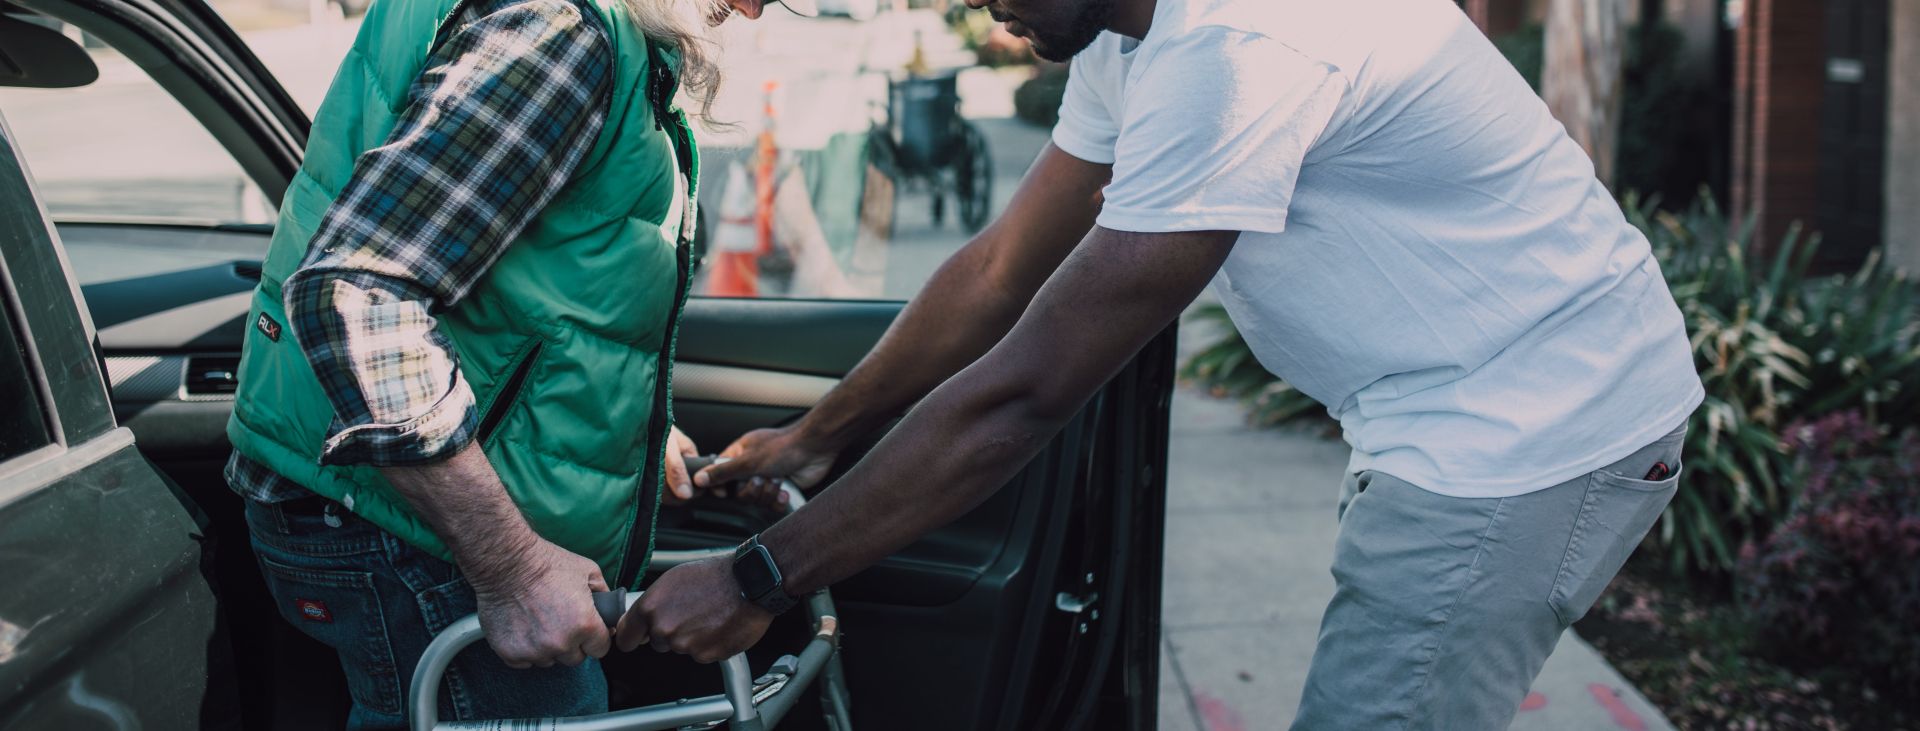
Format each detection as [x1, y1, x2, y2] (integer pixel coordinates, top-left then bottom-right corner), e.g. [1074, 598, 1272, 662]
[628, 0, 1703, 728]
[223, 0, 790, 726]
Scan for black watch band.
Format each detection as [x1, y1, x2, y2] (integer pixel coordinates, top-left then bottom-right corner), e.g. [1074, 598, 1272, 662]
[732, 534, 798, 615]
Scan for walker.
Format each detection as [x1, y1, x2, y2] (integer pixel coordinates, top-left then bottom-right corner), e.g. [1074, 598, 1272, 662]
[407, 458, 853, 730]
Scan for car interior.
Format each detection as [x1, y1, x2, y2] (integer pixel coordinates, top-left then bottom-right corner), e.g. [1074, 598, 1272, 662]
[0, 1, 1170, 729]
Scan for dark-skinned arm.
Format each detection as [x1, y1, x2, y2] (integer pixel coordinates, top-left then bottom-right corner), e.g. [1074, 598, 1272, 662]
[621, 226, 1236, 662]
[692, 144, 1111, 502]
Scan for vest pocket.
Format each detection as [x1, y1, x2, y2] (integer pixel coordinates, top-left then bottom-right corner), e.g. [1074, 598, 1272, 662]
[477, 340, 544, 444]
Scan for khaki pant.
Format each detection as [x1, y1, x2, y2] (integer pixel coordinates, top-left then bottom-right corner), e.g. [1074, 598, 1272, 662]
[1290, 424, 1685, 730]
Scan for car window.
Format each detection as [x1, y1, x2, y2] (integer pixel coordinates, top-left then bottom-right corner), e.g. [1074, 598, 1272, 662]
[687, 12, 1027, 300]
[0, 292, 53, 461]
[210, 3, 1038, 301]
[0, 17, 274, 224]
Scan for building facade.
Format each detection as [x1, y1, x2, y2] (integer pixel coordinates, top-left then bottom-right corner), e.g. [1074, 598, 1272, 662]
[1462, 0, 1916, 273]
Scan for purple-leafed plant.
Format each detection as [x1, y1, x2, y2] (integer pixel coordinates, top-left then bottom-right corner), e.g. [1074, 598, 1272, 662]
[1737, 410, 1920, 697]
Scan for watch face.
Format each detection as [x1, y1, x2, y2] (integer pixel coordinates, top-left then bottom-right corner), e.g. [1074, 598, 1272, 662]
[733, 543, 782, 599]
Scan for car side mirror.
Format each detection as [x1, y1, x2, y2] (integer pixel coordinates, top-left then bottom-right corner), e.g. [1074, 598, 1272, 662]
[0, 12, 98, 89]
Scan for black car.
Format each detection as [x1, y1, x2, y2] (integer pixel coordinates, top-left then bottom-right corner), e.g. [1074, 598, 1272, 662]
[0, 2, 1174, 729]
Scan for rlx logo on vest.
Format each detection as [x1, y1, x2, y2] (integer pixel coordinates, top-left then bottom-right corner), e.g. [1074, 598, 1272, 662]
[256, 313, 283, 343]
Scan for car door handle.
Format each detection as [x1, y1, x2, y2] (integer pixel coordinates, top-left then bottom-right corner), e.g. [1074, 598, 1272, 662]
[1054, 591, 1099, 615]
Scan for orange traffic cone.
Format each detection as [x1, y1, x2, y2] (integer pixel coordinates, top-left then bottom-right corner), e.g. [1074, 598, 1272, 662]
[754, 80, 779, 260]
[707, 161, 761, 297]
[704, 81, 781, 298]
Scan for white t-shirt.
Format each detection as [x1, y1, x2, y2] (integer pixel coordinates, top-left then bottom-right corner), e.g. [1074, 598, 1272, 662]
[1052, 0, 1704, 498]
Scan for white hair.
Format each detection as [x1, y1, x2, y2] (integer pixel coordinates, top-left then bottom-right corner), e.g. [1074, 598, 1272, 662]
[618, 0, 727, 124]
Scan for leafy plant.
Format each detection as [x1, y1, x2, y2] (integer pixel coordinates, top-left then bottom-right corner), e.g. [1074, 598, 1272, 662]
[1637, 194, 1920, 573]
[1012, 63, 1069, 128]
[945, 5, 1035, 68]
[1492, 23, 1713, 202]
[1737, 411, 1920, 699]
[1636, 197, 1812, 572]
[1491, 23, 1543, 90]
[1178, 303, 1327, 428]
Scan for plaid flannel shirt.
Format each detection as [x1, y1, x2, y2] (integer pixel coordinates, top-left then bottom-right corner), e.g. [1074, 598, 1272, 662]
[228, 0, 614, 502]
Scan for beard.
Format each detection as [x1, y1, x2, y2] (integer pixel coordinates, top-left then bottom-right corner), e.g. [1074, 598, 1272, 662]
[1015, 0, 1114, 62]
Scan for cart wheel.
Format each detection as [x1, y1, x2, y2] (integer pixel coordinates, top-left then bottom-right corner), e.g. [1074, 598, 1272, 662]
[956, 124, 993, 232]
[866, 124, 901, 182]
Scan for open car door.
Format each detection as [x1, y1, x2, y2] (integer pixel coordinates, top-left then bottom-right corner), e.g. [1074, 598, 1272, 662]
[0, 1, 1173, 729]
[630, 302, 1176, 730]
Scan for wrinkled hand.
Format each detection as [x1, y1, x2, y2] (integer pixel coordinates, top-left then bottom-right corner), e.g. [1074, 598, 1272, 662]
[694, 425, 837, 509]
[660, 425, 702, 505]
[614, 558, 773, 664]
[468, 536, 612, 669]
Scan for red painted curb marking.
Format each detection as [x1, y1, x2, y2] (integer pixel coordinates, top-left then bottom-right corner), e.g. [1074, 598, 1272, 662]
[1193, 691, 1247, 731]
[1588, 683, 1648, 731]
[1519, 692, 1548, 711]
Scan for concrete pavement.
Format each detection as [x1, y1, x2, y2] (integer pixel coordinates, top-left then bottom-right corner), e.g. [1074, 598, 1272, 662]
[1157, 386, 1674, 731]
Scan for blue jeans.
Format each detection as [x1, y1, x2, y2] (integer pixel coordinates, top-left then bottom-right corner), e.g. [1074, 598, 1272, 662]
[245, 496, 607, 730]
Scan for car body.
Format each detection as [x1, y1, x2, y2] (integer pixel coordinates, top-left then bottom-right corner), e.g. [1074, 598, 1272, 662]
[0, 2, 1172, 729]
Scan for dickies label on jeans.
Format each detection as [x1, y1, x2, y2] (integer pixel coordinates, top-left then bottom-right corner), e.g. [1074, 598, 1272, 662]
[296, 598, 333, 623]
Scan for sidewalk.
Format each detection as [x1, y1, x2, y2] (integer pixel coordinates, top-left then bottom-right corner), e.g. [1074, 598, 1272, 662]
[1157, 384, 1675, 731]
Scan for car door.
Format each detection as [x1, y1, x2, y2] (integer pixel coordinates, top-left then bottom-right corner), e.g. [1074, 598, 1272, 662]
[627, 302, 1175, 731]
[0, 2, 337, 728]
[0, 2, 1173, 729]
[0, 109, 231, 728]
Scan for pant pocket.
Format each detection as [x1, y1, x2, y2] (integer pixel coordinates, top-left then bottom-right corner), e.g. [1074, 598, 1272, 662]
[1547, 464, 1681, 625]
[255, 554, 405, 716]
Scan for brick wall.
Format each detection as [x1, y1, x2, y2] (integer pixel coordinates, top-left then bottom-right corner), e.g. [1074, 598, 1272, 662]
[1731, 0, 1825, 255]
[1889, 2, 1920, 274]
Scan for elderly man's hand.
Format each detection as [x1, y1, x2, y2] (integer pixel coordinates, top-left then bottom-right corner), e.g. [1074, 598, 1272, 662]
[614, 558, 773, 664]
[660, 425, 703, 505]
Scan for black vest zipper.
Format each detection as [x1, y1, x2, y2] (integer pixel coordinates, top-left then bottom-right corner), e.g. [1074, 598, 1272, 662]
[476, 341, 543, 444]
[615, 97, 699, 590]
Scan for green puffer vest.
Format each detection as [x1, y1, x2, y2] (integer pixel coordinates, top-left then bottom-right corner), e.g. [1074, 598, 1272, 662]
[227, 0, 698, 589]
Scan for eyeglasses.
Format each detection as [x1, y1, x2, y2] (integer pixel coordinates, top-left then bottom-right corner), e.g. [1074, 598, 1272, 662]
[771, 0, 819, 17]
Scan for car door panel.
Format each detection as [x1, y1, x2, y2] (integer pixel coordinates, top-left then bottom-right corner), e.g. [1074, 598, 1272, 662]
[645, 295, 1175, 731]
[0, 114, 235, 730]
[5, 4, 344, 727]
[676, 298, 902, 377]
[0, 433, 226, 730]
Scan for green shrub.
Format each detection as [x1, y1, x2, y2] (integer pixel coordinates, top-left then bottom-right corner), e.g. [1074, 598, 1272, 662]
[1178, 303, 1327, 428]
[1737, 411, 1920, 698]
[1491, 23, 1713, 203]
[1492, 23, 1543, 91]
[1012, 63, 1069, 128]
[944, 5, 1034, 67]
[1638, 194, 1920, 573]
[1638, 198, 1812, 572]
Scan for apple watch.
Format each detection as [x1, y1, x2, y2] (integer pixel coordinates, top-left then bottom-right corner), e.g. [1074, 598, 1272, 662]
[731, 533, 798, 615]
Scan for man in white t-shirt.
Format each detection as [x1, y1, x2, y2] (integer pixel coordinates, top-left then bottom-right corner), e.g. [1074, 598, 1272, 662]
[624, 0, 1704, 727]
